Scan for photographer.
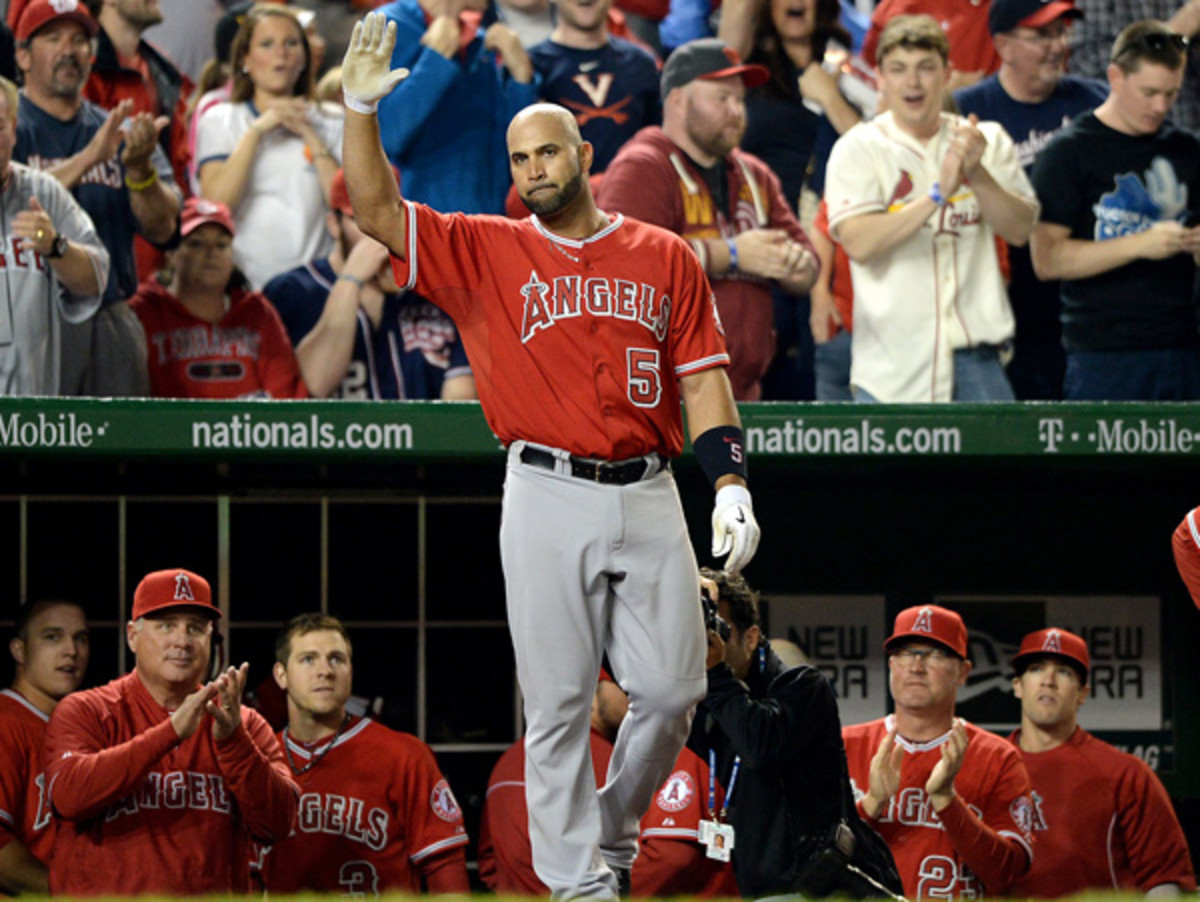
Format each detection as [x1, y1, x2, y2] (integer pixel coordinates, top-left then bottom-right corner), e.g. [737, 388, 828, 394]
[689, 570, 903, 899]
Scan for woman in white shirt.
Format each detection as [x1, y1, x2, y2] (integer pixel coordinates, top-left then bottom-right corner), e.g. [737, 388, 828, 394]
[196, 3, 343, 289]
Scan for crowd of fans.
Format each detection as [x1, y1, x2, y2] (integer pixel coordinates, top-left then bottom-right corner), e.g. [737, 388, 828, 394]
[0, 0, 1198, 402]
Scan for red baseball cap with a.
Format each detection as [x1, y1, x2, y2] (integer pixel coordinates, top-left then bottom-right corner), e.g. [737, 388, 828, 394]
[16, 0, 99, 43]
[884, 604, 968, 658]
[180, 198, 235, 238]
[1010, 627, 1089, 682]
[132, 569, 221, 621]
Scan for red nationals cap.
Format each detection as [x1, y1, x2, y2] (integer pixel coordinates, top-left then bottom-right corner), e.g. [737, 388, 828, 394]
[180, 198, 235, 238]
[1011, 627, 1089, 682]
[132, 569, 220, 621]
[15, 0, 98, 43]
[885, 604, 968, 658]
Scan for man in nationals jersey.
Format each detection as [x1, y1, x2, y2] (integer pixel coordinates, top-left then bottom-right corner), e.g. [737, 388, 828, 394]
[263, 614, 469, 894]
[1007, 627, 1196, 896]
[842, 605, 1034, 898]
[0, 600, 88, 893]
[44, 569, 299, 896]
[341, 14, 760, 900]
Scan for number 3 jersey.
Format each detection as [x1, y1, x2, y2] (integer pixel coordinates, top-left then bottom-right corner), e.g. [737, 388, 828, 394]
[262, 717, 468, 894]
[842, 716, 1034, 899]
[389, 204, 730, 460]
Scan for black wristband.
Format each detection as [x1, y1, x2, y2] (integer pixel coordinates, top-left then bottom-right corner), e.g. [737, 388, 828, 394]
[692, 425, 748, 487]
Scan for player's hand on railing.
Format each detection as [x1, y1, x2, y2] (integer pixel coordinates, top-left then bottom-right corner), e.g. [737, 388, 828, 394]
[342, 12, 410, 114]
[711, 484, 760, 574]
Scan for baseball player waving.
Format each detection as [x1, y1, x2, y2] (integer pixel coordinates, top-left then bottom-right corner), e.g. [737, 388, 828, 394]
[340, 13, 760, 901]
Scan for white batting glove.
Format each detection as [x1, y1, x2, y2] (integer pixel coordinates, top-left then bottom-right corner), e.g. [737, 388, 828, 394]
[342, 13, 410, 115]
[711, 484, 760, 575]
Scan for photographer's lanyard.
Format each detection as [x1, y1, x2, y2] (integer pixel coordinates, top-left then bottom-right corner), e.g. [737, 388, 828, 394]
[699, 750, 738, 860]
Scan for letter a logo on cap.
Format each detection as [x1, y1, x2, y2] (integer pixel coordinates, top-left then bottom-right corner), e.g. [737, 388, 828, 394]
[174, 572, 195, 601]
[50, 0, 79, 13]
[1042, 629, 1062, 653]
[912, 606, 934, 634]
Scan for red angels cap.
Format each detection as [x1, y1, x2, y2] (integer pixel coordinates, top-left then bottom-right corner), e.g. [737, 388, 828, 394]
[660, 38, 770, 99]
[132, 569, 221, 621]
[180, 197, 235, 238]
[884, 604, 968, 658]
[328, 165, 401, 217]
[15, 0, 99, 42]
[1011, 627, 1089, 681]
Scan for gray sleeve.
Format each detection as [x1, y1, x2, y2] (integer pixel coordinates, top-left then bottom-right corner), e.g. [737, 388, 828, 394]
[28, 168, 108, 323]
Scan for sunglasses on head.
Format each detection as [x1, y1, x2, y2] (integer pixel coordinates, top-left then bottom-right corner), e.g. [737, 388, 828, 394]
[1115, 30, 1189, 59]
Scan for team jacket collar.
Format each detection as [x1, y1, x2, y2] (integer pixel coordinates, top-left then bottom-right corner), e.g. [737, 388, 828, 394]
[529, 212, 625, 249]
[283, 715, 370, 761]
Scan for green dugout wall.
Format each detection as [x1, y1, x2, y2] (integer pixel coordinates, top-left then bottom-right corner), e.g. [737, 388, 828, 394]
[2, 397, 1198, 868]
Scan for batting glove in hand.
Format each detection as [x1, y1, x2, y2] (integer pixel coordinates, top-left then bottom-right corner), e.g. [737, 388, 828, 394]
[342, 13, 410, 114]
[711, 484, 760, 574]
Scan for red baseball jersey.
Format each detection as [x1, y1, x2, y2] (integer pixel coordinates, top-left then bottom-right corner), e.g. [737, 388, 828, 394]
[262, 717, 469, 894]
[633, 745, 738, 898]
[390, 204, 729, 460]
[1008, 727, 1196, 896]
[478, 728, 615, 894]
[129, 279, 308, 399]
[1172, 507, 1200, 609]
[0, 689, 55, 865]
[842, 716, 1034, 899]
[44, 672, 299, 896]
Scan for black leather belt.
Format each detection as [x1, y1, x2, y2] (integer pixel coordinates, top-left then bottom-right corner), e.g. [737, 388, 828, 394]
[519, 446, 667, 485]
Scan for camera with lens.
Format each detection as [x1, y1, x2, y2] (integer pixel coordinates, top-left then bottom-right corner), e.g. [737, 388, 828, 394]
[701, 587, 731, 641]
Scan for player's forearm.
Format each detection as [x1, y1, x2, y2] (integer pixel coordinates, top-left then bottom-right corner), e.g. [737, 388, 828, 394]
[680, 367, 741, 436]
[936, 795, 1031, 892]
[968, 168, 1037, 247]
[46, 718, 180, 820]
[44, 149, 104, 191]
[835, 199, 936, 262]
[0, 839, 49, 894]
[343, 111, 408, 257]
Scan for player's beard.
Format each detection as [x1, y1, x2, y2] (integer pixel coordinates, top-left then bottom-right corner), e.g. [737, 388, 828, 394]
[521, 168, 586, 217]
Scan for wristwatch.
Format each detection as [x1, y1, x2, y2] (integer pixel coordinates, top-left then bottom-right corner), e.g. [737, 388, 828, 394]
[45, 231, 68, 259]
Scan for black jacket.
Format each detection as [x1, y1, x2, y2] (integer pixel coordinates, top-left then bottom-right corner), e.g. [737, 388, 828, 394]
[689, 643, 902, 898]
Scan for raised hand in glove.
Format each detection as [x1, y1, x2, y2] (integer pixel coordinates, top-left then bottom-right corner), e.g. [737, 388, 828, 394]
[711, 484, 760, 574]
[342, 12, 410, 114]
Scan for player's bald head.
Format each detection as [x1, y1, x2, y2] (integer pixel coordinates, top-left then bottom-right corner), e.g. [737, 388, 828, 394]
[507, 103, 584, 152]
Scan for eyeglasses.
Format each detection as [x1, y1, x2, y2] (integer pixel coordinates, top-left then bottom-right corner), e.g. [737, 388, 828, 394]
[890, 647, 956, 666]
[1007, 25, 1071, 48]
[1113, 31, 1189, 61]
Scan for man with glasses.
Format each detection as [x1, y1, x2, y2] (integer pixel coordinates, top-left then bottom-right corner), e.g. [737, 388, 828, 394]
[842, 605, 1034, 898]
[43, 569, 299, 895]
[1006, 627, 1196, 896]
[955, 0, 1106, 401]
[1029, 20, 1200, 400]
